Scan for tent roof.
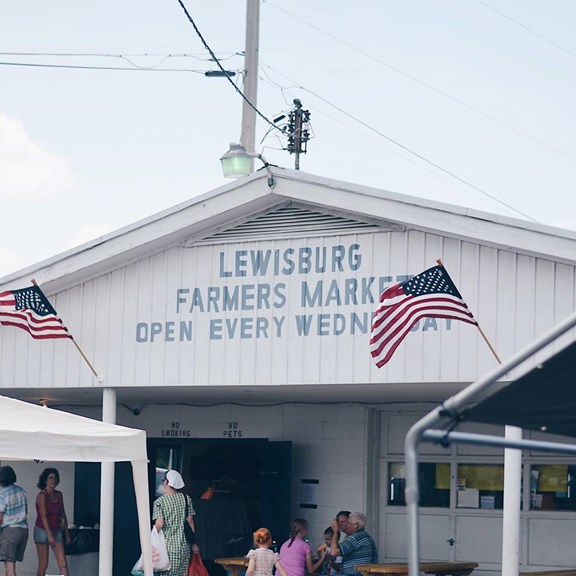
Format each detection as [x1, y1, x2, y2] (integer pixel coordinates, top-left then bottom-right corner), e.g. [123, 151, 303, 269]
[463, 340, 576, 438]
[0, 394, 147, 462]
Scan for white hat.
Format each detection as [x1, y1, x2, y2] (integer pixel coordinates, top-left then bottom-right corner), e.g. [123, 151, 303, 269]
[166, 470, 185, 489]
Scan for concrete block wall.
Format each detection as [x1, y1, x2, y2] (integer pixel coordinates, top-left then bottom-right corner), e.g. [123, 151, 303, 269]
[282, 404, 368, 548]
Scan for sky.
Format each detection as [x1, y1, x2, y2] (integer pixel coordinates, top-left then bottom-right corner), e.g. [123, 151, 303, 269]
[1, 0, 576, 278]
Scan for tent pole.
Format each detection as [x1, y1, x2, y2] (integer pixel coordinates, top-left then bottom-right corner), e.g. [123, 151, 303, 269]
[133, 459, 153, 576]
[99, 388, 116, 576]
[405, 405, 446, 576]
[423, 430, 576, 455]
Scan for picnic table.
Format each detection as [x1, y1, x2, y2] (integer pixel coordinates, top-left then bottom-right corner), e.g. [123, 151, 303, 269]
[215, 556, 249, 576]
[520, 571, 576, 576]
[354, 562, 478, 576]
[215, 557, 478, 576]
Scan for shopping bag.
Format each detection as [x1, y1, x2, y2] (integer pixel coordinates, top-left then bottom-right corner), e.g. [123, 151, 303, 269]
[132, 527, 170, 575]
[151, 526, 170, 572]
[131, 554, 145, 576]
[188, 554, 209, 576]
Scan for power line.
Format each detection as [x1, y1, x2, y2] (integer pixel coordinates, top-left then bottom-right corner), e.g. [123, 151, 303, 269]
[0, 60, 211, 73]
[175, 0, 282, 135]
[262, 0, 576, 165]
[0, 51, 240, 61]
[0, 51, 242, 73]
[259, 71, 490, 204]
[474, 0, 576, 61]
[259, 63, 539, 223]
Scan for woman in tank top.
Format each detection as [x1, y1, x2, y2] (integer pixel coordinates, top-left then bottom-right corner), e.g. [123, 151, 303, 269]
[34, 468, 70, 576]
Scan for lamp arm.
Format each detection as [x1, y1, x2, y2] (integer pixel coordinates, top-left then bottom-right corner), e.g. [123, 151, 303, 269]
[249, 152, 275, 189]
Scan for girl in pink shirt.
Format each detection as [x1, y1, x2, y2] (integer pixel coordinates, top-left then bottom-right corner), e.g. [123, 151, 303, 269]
[279, 519, 326, 576]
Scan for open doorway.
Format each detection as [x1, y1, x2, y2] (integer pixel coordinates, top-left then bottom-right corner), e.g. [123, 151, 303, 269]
[148, 438, 292, 563]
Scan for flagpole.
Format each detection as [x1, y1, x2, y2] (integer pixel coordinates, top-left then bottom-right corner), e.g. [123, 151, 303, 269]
[31, 279, 101, 381]
[435, 259, 502, 364]
[69, 336, 101, 380]
[436, 258, 519, 576]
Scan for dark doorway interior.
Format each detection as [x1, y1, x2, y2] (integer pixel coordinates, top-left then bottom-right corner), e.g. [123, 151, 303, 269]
[149, 438, 292, 554]
[74, 438, 292, 576]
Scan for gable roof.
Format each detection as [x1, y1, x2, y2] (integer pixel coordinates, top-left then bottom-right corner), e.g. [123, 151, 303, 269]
[2, 167, 576, 294]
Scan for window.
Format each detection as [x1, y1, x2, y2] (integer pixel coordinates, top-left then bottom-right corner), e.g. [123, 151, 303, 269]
[388, 462, 450, 507]
[456, 464, 504, 509]
[530, 464, 576, 511]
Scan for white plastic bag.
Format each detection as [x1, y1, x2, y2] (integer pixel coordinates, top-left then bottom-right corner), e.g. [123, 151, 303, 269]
[132, 526, 170, 575]
[151, 526, 170, 572]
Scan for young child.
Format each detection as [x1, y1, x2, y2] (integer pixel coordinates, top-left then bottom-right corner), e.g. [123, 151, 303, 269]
[315, 527, 341, 575]
[246, 528, 288, 576]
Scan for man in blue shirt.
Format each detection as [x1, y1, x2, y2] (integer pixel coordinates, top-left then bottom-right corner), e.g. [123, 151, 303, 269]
[0, 466, 28, 576]
[330, 512, 377, 576]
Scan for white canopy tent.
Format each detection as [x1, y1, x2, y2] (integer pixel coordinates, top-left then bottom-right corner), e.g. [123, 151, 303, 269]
[0, 394, 153, 576]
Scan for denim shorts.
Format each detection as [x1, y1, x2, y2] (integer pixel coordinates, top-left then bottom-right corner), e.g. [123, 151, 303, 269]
[33, 525, 63, 544]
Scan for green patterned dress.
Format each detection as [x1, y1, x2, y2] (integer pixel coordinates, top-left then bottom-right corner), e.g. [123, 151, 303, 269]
[153, 492, 195, 576]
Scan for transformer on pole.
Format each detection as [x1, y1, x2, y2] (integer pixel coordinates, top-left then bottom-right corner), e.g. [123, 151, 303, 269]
[286, 99, 311, 170]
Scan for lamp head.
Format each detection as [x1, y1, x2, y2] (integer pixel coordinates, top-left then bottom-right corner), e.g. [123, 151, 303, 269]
[220, 143, 251, 178]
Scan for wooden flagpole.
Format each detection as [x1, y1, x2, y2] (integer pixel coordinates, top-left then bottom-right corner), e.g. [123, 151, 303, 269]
[436, 258, 502, 364]
[31, 279, 101, 381]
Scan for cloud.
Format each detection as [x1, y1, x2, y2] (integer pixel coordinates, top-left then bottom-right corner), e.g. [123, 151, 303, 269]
[0, 115, 74, 202]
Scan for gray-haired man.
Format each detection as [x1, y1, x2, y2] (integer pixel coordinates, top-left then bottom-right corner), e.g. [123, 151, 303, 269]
[330, 512, 377, 576]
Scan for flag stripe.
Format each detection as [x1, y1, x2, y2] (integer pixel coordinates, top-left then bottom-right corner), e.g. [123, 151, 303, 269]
[371, 294, 475, 341]
[371, 293, 474, 334]
[0, 287, 71, 340]
[370, 298, 476, 360]
[370, 265, 477, 368]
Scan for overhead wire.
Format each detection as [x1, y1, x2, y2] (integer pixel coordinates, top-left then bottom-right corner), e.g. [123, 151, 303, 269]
[0, 51, 240, 61]
[175, 0, 283, 135]
[474, 0, 576, 61]
[259, 63, 539, 223]
[258, 74, 491, 204]
[258, 65, 485, 197]
[262, 0, 576, 165]
[0, 60, 211, 73]
[0, 51, 242, 73]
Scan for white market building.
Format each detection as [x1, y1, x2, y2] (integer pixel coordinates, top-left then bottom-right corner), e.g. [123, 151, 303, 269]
[1, 167, 576, 576]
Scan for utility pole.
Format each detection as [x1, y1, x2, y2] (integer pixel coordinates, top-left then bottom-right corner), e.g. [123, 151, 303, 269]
[240, 0, 259, 173]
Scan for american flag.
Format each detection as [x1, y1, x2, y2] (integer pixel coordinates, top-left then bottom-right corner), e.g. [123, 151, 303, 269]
[370, 265, 477, 368]
[0, 285, 71, 339]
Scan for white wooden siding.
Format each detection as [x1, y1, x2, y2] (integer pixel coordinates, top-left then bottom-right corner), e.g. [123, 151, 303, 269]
[0, 229, 574, 390]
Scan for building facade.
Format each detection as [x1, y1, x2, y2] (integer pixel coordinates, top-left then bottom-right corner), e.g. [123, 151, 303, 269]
[1, 168, 576, 576]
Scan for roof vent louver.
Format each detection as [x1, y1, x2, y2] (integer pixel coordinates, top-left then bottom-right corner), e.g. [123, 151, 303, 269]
[193, 204, 401, 245]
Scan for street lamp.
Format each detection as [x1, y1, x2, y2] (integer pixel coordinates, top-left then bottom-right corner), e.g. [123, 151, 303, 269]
[220, 143, 275, 188]
[220, 143, 252, 178]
